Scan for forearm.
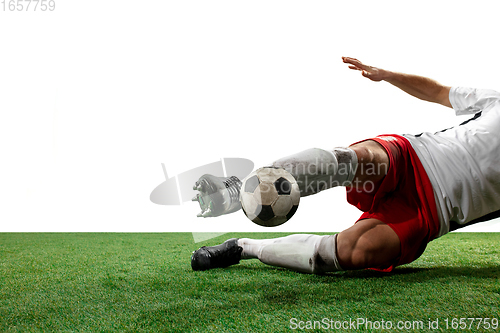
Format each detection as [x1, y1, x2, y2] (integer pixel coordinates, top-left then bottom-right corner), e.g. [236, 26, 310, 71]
[342, 57, 452, 108]
[380, 70, 452, 108]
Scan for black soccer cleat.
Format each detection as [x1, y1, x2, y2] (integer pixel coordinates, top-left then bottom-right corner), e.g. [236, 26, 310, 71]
[191, 238, 243, 271]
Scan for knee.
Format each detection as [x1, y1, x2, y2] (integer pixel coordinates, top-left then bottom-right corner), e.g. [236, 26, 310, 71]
[336, 233, 371, 269]
[349, 143, 389, 184]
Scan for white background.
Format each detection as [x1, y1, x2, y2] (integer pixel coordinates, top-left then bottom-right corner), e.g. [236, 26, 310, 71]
[1, 0, 499, 233]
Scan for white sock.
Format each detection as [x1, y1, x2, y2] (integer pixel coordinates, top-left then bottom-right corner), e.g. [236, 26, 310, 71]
[272, 147, 358, 196]
[238, 234, 342, 274]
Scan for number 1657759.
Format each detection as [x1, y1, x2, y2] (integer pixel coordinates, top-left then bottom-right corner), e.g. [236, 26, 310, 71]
[1, 0, 55, 11]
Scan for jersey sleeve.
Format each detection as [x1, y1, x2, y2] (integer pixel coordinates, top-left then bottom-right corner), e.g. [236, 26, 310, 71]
[450, 86, 500, 116]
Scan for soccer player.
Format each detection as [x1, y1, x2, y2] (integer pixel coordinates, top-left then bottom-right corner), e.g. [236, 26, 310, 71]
[190, 57, 500, 274]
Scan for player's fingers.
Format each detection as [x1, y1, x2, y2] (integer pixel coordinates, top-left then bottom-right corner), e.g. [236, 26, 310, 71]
[343, 57, 361, 64]
[344, 57, 369, 71]
[342, 56, 355, 64]
[348, 65, 361, 71]
[343, 56, 359, 63]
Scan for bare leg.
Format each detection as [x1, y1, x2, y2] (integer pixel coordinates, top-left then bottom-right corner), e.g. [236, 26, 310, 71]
[236, 219, 400, 273]
[193, 139, 390, 217]
[272, 139, 390, 195]
[336, 219, 400, 269]
[192, 140, 401, 272]
[349, 140, 390, 187]
[236, 142, 398, 272]
[338, 142, 399, 269]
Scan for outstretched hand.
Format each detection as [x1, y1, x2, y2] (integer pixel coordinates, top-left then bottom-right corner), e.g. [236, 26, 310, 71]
[342, 57, 386, 82]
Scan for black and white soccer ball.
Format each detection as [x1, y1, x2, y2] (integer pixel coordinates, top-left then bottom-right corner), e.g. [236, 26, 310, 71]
[240, 167, 300, 227]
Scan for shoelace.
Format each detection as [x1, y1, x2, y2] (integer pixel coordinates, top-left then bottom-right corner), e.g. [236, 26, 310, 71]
[206, 242, 241, 267]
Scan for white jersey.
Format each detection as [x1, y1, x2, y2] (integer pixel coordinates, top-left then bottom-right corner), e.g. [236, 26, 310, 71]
[403, 87, 500, 237]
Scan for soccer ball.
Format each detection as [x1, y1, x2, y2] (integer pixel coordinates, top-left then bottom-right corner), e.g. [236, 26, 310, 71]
[240, 167, 300, 227]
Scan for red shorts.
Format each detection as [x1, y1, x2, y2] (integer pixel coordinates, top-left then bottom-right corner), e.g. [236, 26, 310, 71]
[346, 134, 440, 272]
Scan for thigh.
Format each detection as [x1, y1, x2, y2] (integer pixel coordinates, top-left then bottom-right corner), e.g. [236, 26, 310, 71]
[336, 218, 400, 270]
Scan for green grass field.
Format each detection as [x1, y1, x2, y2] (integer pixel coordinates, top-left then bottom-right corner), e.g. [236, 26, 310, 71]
[0, 233, 499, 332]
